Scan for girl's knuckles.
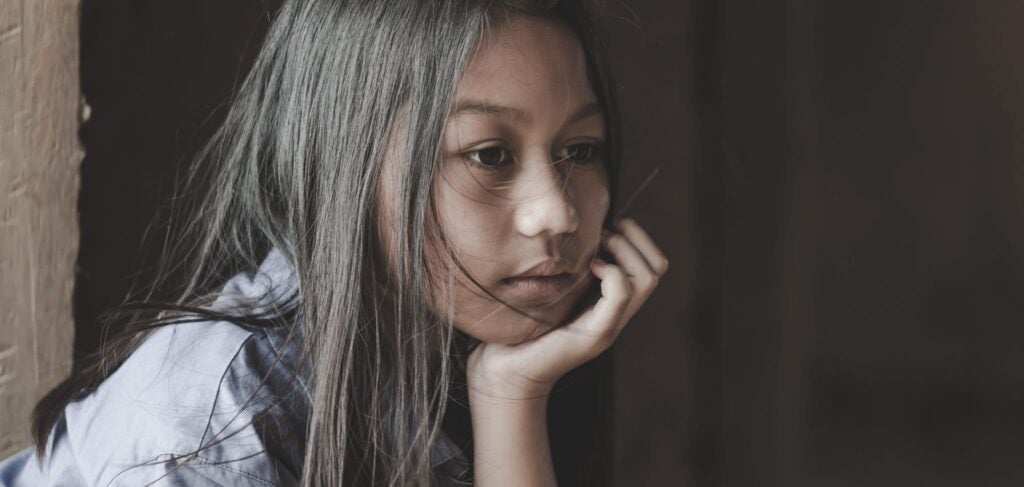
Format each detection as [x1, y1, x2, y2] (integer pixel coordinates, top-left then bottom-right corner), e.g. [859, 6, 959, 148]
[656, 258, 669, 274]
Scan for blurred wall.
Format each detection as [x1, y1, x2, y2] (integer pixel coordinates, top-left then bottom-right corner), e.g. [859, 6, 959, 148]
[717, 1, 1024, 486]
[593, 2, 698, 485]
[0, 0, 81, 457]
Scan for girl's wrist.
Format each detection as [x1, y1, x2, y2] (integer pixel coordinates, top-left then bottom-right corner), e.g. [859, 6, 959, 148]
[466, 347, 561, 404]
[466, 369, 555, 407]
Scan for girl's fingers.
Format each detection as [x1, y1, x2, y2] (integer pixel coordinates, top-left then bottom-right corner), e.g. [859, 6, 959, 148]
[602, 229, 656, 277]
[601, 226, 659, 330]
[585, 257, 631, 342]
[614, 218, 669, 276]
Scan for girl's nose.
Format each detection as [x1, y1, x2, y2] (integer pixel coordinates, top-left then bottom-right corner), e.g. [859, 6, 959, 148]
[512, 158, 579, 238]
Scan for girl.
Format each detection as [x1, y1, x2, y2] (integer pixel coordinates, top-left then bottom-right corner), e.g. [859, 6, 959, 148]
[0, 0, 667, 485]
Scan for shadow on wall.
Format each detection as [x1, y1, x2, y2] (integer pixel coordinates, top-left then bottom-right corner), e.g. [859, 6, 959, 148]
[75, 0, 280, 360]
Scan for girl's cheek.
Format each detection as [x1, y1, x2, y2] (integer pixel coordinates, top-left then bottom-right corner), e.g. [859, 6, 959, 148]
[574, 171, 610, 222]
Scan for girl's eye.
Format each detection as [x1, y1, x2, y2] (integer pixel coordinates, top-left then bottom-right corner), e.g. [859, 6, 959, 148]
[554, 143, 602, 163]
[463, 146, 511, 168]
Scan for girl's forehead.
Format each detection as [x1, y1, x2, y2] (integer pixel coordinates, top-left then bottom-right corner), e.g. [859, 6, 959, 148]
[453, 14, 594, 121]
[472, 15, 585, 77]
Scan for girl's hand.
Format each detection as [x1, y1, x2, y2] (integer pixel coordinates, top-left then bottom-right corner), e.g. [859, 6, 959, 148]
[467, 217, 669, 402]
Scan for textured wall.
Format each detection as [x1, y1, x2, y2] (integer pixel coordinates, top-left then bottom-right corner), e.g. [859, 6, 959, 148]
[0, 0, 82, 457]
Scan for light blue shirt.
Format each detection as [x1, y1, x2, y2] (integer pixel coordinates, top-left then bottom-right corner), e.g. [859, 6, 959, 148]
[0, 248, 470, 486]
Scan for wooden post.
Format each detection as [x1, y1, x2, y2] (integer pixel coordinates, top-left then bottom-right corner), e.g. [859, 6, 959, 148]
[0, 0, 82, 457]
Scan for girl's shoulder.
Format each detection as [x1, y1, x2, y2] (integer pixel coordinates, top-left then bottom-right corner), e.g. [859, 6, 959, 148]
[1, 318, 309, 486]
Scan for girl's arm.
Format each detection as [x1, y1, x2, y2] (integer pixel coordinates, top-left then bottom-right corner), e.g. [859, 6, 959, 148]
[468, 378, 556, 487]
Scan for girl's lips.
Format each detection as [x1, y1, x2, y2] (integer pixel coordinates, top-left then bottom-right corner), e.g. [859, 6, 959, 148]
[500, 273, 574, 300]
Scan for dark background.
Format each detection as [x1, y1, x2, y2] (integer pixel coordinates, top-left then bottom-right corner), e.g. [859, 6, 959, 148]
[76, 1, 1024, 486]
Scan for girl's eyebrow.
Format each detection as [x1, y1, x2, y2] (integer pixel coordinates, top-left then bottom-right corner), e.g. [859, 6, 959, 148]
[454, 99, 528, 121]
[451, 99, 601, 126]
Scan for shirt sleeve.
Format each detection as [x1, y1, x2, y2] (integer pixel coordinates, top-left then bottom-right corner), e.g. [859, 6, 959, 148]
[0, 417, 293, 487]
[0, 415, 86, 486]
[0, 321, 303, 486]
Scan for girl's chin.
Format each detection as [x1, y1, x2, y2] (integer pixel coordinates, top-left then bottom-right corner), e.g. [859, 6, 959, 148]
[455, 303, 577, 345]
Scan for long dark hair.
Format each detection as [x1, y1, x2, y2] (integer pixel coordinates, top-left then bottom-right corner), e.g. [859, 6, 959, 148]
[33, 0, 623, 485]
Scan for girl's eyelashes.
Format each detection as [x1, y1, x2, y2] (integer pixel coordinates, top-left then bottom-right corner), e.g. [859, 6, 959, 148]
[462, 146, 511, 168]
[460, 141, 605, 169]
[553, 142, 603, 164]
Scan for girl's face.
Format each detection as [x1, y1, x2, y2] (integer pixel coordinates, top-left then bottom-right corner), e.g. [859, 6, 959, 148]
[383, 14, 610, 345]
